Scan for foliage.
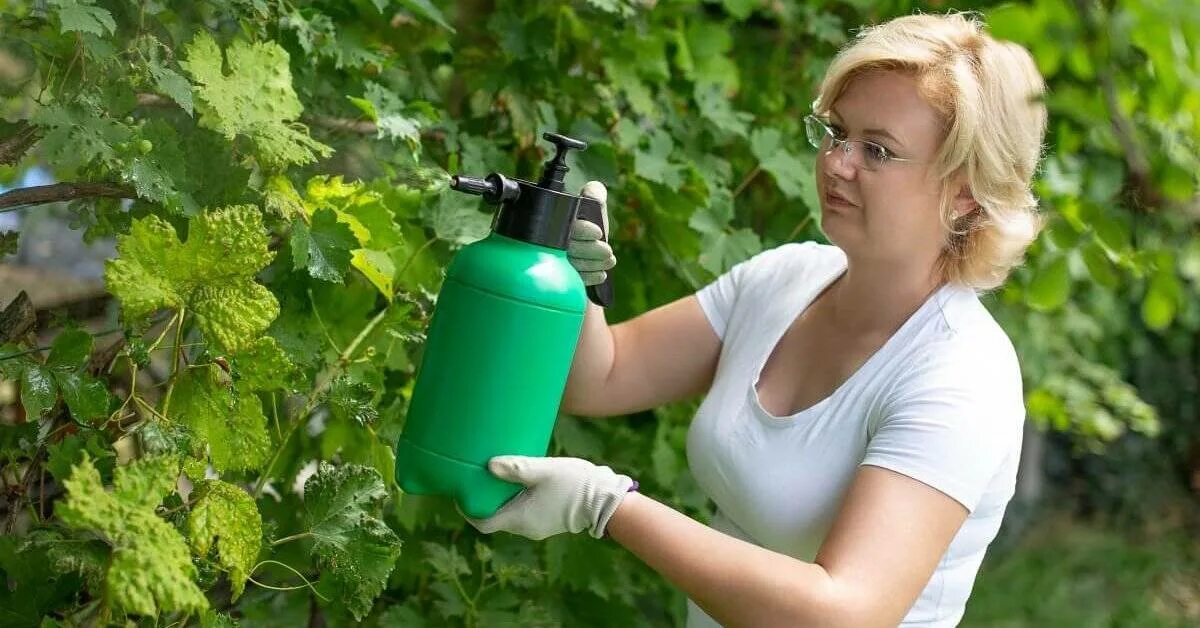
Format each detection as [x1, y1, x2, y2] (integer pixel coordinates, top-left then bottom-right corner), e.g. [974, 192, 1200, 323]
[0, 0, 1195, 625]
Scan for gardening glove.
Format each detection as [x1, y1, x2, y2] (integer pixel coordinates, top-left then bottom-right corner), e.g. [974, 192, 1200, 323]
[568, 181, 616, 287]
[462, 455, 636, 540]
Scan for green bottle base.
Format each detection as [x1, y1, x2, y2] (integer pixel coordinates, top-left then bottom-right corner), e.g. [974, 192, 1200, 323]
[395, 436, 523, 520]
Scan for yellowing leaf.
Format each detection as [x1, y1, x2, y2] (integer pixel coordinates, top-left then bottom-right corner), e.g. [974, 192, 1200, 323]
[181, 33, 332, 168]
[57, 455, 208, 617]
[104, 205, 279, 353]
[188, 480, 262, 600]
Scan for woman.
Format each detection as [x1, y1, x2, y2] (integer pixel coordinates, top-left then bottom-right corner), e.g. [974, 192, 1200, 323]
[465, 11, 1048, 627]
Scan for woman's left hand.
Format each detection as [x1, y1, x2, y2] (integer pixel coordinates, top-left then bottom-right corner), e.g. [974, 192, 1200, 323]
[463, 456, 635, 540]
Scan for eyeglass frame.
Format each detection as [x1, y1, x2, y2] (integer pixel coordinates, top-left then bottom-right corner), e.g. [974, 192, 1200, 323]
[803, 114, 925, 172]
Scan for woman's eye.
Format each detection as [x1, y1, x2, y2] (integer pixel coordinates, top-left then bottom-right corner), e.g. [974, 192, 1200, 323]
[865, 142, 892, 161]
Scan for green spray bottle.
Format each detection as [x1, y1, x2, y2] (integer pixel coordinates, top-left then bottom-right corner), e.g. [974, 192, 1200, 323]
[394, 132, 612, 519]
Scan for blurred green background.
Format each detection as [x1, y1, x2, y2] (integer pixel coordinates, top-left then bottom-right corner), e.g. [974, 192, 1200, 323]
[0, 0, 1197, 625]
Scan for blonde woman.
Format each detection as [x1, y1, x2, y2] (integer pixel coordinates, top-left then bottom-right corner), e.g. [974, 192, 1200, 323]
[465, 11, 1048, 627]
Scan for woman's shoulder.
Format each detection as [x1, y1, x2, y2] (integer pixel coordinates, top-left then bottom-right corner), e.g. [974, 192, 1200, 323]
[734, 240, 846, 285]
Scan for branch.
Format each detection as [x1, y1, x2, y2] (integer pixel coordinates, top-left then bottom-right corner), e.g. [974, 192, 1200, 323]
[0, 182, 136, 211]
[0, 121, 40, 167]
[305, 114, 378, 135]
[1072, 0, 1163, 210]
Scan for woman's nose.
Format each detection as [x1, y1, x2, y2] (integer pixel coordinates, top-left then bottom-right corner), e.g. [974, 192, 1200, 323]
[822, 142, 858, 180]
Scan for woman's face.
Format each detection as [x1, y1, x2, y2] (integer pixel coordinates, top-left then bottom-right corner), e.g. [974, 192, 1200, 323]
[815, 70, 954, 272]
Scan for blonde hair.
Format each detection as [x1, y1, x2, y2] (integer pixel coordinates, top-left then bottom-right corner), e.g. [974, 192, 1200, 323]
[813, 12, 1048, 290]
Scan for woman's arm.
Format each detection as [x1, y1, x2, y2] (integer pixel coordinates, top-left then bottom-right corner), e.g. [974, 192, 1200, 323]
[606, 465, 969, 628]
[562, 295, 722, 418]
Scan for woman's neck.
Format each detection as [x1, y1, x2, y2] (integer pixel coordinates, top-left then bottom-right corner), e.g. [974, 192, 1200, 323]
[822, 258, 946, 336]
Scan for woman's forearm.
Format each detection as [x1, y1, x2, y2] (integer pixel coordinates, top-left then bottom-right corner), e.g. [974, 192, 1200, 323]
[560, 301, 616, 415]
[606, 492, 850, 628]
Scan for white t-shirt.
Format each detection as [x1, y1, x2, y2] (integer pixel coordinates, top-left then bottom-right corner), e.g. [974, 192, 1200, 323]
[685, 242, 1025, 627]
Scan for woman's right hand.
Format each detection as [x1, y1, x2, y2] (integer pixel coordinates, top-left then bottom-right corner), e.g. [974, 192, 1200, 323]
[568, 181, 616, 287]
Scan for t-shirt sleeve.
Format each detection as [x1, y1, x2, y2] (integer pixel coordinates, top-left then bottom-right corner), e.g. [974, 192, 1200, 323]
[694, 243, 813, 341]
[861, 341, 1024, 514]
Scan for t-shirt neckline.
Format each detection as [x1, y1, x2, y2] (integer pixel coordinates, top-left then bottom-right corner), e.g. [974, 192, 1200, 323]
[747, 258, 952, 426]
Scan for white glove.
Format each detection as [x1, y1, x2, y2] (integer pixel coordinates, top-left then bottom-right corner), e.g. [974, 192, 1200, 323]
[463, 455, 635, 540]
[568, 182, 616, 287]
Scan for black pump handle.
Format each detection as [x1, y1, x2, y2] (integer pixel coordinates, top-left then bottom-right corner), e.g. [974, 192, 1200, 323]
[575, 194, 614, 308]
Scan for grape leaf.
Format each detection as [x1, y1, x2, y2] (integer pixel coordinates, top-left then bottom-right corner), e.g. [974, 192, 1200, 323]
[303, 463, 402, 621]
[327, 376, 379, 426]
[148, 60, 195, 116]
[105, 205, 279, 352]
[49, 0, 116, 36]
[172, 364, 271, 472]
[46, 432, 115, 483]
[188, 480, 263, 600]
[694, 82, 753, 139]
[57, 455, 208, 617]
[634, 131, 685, 190]
[181, 33, 332, 168]
[750, 127, 813, 200]
[0, 536, 83, 625]
[231, 336, 298, 391]
[699, 228, 762, 275]
[291, 209, 357, 282]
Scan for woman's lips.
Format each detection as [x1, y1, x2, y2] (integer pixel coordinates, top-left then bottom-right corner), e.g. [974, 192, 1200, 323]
[825, 190, 857, 209]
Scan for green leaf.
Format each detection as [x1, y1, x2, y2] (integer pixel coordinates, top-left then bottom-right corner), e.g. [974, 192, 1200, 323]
[149, 61, 195, 116]
[49, 0, 116, 36]
[399, 0, 455, 31]
[181, 33, 332, 168]
[327, 376, 379, 426]
[1080, 241, 1120, 289]
[56, 371, 111, 423]
[47, 328, 92, 372]
[57, 455, 208, 617]
[41, 328, 111, 423]
[231, 336, 298, 391]
[1026, 255, 1071, 312]
[722, 0, 759, 19]
[0, 536, 83, 626]
[688, 187, 734, 236]
[173, 364, 271, 472]
[105, 205, 278, 352]
[750, 127, 812, 199]
[424, 190, 492, 245]
[1141, 270, 1180, 331]
[46, 432, 115, 483]
[634, 131, 685, 190]
[291, 209, 357, 282]
[188, 480, 263, 600]
[698, 228, 762, 275]
[694, 82, 753, 138]
[303, 463, 402, 621]
[20, 365, 57, 420]
[423, 542, 470, 579]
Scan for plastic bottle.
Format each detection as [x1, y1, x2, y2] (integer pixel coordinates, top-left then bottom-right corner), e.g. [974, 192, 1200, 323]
[395, 132, 612, 518]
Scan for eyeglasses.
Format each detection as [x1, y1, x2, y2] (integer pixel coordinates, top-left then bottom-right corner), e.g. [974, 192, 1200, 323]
[803, 114, 922, 172]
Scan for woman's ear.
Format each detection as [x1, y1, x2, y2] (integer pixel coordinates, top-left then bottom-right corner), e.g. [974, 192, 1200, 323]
[951, 183, 978, 219]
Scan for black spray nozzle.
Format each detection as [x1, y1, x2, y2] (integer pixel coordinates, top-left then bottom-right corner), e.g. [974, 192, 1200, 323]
[449, 173, 520, 204]
[538, 132, 588, 193]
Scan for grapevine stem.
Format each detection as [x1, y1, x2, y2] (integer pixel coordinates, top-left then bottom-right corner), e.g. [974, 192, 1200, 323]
[252, 306, 389, 498]
[160, 307, 187, 419]
[270, 531, 315, 547]
[247, 559, 330, 601]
